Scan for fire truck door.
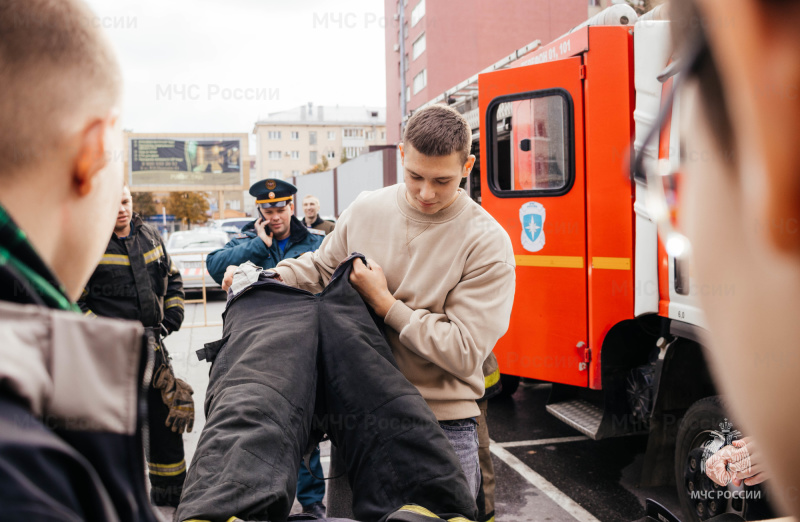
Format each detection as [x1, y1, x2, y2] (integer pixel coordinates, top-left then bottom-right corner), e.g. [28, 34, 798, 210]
[479, 57, 588, 387]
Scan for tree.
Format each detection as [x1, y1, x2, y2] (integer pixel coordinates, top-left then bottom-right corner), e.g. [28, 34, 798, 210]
[304, 155, 330, 174]
[166, 191, 210, 229]
[340, 147, 350, 165]
[132, 191, 158, 217]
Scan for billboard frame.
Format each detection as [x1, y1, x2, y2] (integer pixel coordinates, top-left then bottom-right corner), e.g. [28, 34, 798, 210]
[125, 132, 250, 192]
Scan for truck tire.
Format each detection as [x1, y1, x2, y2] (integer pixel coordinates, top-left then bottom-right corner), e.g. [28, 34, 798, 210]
[497, 374, 520, 398]
[674, 396, 772, 521]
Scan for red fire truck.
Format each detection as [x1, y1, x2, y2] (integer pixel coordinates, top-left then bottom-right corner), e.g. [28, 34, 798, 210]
[413, 4, 771, 521]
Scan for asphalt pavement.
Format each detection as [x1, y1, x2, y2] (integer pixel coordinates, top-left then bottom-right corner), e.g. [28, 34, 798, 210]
[154, 290, 685, 522]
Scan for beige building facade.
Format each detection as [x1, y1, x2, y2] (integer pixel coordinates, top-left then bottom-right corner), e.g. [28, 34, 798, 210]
[253, 103, 386, 181]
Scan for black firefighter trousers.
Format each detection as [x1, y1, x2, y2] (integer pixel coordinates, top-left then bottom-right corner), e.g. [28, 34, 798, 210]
[177, 255, 477, 522]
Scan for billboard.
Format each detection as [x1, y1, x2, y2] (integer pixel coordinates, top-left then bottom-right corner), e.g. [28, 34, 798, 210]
[129, 136, 244, 187]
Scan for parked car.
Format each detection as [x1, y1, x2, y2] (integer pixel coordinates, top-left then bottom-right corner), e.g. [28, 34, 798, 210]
[211, 217, 254, 239]
[167, 229, 229, 289]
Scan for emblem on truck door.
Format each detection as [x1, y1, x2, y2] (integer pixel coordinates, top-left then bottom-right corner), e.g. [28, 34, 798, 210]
[520, 202, 546, 252]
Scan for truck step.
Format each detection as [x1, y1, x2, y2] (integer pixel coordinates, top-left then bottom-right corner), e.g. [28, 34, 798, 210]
[546, 399, 604, 440]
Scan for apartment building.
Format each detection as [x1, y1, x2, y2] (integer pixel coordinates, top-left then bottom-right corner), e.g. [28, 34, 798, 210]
[384, 0, 589, 143]
[253, 103, 386, 181]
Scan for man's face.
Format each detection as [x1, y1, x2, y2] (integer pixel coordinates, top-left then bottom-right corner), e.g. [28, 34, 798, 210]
[259, 202, 293, 239]
[401, 142, 474, 214]
[303, 198, 320, 220]
[116, 186, 133, 231]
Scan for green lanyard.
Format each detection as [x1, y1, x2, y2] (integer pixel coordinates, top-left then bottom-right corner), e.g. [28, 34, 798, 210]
[0, 205, 79, 312]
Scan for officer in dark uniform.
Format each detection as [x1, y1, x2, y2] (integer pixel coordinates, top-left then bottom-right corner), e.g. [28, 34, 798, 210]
[206, 178, 327, 517]
[78, 185, 193, 507]
[206, 178, 325, 284]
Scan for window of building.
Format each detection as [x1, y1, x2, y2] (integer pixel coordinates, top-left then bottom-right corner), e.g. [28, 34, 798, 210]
[404, 53, 409, 71]
[413, 69, 427, 95]
[309, 151, 317, 165]
[291, 170, 300, 177]
[381, 131, 386, 140]
[268, 151, 281, 160]
[412, 33, 426, 60]
[487, 92, 572, 196]
[411, 0, 425, 27]
[268, 131, 281, 140]
[291, 151, 300, 159]
[404, 21, 408, 39]
[345, 146, 362, 159]
[269, 169, 282, 177]
[327, 131, 336, 140]
[290, 131, 299, 140]
[309, 131, 317, 145]
[366, 131, 375, 140]
[326, 151, 335, 159]
[344, 128, 364, 138]
[406, 85, 411, 102]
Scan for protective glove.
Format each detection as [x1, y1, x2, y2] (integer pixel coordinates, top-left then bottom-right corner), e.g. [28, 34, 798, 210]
[153, 364, 195, 434]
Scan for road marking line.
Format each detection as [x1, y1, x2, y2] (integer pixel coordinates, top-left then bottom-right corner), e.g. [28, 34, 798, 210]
[490, 443, 601, 522]
[496, 436, 589, 448]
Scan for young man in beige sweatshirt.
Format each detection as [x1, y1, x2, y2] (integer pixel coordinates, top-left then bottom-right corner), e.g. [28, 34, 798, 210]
[222, 104, 516, 498]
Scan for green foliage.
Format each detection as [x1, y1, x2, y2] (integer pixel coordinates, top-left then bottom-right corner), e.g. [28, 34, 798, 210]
[166, 191, 210, 228]
[304, 155, 330, 174]
[340, 147, 350, 165]
[132, 191, 158, 216]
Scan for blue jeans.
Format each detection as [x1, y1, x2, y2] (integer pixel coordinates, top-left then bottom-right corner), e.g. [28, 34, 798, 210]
[296, 445, 325, 507]
[440, 419, 480, 499]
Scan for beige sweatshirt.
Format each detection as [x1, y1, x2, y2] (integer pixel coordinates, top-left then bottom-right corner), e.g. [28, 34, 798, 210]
[274, 184, 516, 420]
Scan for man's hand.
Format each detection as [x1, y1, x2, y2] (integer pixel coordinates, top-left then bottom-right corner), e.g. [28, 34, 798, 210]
[704, 437, 769, 487]
[255, 218, 273, 248]
[221, 265, 237, 291]
[729, 437, 769, 486]
[221, 265, 282, 292]
[349, 258, 396, 317]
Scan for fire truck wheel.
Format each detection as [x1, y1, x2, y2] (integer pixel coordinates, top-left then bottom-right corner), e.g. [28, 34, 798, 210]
[674, 396, 773, 522]
[497, 374, 520, 398]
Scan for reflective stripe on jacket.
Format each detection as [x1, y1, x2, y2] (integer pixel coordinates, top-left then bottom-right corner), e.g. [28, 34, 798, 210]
[78, 213, 185, 333]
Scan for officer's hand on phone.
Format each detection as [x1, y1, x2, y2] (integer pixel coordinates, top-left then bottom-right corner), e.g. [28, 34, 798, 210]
[255, 218, 273, 248]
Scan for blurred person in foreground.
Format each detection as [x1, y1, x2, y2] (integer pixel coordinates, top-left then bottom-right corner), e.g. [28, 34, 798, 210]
[0, 0, 160, 519]
[78, 184, 191, 508]
[650, 0, 800, 519]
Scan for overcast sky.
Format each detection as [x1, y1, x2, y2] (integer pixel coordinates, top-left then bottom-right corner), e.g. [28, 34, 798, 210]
[85, 0, 387, 147]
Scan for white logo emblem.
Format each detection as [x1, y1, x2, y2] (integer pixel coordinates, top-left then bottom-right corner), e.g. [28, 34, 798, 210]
[520, 202, 546, 252]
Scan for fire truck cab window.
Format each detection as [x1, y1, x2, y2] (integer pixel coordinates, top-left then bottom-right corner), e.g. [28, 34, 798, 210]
[488, 90, 573, 197]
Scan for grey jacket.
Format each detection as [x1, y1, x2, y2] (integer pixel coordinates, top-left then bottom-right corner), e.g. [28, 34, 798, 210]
[0, 301, 159, 521]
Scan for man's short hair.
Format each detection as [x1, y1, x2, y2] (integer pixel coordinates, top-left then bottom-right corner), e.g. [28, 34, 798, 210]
[0, 0, 122, 178]
[403, 104, 472, 165]
[303, 195, 320, 203]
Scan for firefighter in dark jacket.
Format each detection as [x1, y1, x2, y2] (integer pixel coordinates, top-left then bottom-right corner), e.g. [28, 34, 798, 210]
[78, 186, 193, 508]
[206, 178, 324, 285]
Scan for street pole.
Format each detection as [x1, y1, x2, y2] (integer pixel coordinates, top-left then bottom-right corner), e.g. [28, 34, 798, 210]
[399, 2, 406, 136]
